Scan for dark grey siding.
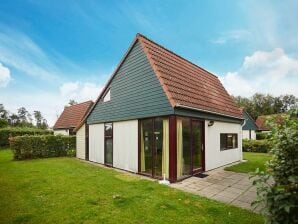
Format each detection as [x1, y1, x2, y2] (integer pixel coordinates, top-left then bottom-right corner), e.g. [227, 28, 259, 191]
[87, 41, 174, 124]
[174, 108, 243, 124]
[242, 111, 258, 130]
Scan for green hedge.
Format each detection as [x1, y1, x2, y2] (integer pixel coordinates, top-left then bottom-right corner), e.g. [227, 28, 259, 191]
[10, 135, 76, 160]
[0, 127, 53, 148]
[243, 139, 271, 153]
[256, 132, 271, 140]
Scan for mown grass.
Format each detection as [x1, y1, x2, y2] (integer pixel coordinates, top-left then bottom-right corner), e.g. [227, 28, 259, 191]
[225, 152, 271, 173]
[0, 149, 263, 224]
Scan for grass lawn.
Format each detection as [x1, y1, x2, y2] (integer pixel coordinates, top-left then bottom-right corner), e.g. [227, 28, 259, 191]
[0, 150, 263, 224]
[225, 152, 271, 173]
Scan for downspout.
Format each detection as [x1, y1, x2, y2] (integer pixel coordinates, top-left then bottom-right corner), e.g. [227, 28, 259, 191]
[240, 119, 247, 161]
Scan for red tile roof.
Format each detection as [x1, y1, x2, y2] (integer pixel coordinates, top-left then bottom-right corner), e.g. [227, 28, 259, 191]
[137, 34, 243, 119]
[76, 33, 243, 131]
[256, 114, 284, 131]
[53, 101, 93, 130]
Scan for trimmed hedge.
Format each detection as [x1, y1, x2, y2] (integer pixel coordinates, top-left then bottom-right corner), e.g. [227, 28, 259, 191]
[10, 135, 76, 160]
[243, 139, 271, 153]
[256, 132, 270, 140]
[0, 127, 53, 148]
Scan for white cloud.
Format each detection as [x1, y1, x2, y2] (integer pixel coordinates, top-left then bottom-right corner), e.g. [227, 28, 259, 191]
[220, 48, 298, 97]
[0, 62, 11, 87]
[211, 29, 252, 44]
[0, 81, 103, 127]
[59, 81, 102, 102]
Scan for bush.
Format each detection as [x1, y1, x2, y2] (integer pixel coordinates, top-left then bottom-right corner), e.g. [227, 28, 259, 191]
[0, 127, 53, 148]
[243, 139, 271, 153]
[252, 113, 298, 223]
[256, 132, 270, 140]
[10, 135, 76, 160]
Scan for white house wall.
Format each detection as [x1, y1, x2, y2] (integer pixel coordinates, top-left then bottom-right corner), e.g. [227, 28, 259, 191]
[76, 124, 85, 159]
[205, 120, 242, 171]
[242, 130, 256, 140]
[54, 129, 69, 136]
[89, 123, 104, 163]
[113, 120, 138, 172]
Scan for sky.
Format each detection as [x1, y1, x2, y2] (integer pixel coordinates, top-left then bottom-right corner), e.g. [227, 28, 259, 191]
[0, 0, 298, 126]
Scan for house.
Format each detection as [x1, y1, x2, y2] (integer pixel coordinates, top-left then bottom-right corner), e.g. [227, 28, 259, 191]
[242, 109, 258, 140]
[255, 114, 284, 133]
[53, 101, 93, 135]
[75, 33, 243, 183]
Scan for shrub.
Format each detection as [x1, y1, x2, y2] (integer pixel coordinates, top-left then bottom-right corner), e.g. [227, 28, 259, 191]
[10, 135, 76, 160]
[256, 132, 270, 140]
[252, 113, 298, 223]
[243, 139, 271, 153]
[0, 127, 53, 148]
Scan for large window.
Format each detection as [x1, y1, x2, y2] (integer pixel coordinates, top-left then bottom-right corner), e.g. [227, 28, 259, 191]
[177, 117, 204, 179]
[140, 117, 169, 179]
[104, 123, 113, 165]
[220, 134, 238, 150]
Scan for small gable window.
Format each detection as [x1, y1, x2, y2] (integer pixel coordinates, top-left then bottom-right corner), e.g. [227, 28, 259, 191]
[103, 89, 111, 102]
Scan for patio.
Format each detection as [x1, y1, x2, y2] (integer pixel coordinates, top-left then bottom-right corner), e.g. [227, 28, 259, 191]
[170, 167, 260, 212]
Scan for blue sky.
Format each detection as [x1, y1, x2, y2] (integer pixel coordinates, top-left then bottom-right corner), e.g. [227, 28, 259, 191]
[0, 0, 297, 126]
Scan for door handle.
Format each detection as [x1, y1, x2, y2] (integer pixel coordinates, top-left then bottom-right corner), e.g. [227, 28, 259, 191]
[201, 144, 204, 152]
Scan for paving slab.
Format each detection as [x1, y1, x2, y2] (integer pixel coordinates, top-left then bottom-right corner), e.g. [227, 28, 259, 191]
[170, 166, 259, 212]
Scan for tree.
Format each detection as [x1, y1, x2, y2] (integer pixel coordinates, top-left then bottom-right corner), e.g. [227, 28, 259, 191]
[33, 111, 43, 128]
[0, 104, 8, 119]
[17, 107, 28, 123]
[252, 112, 298, 223]
[40, 119, 48, 129]
[232, 93, 298, 120]
[280, 95, 297, 112]
[68, 99, 78, 106]
[0, 119, 8, 128]
[9, 113, 19, 126]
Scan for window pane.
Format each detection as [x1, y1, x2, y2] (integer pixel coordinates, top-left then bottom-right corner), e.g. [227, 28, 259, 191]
[227, 134, 233, 148]
[220, 134, 238, 150]
[177, 117, 192, 179]
[103, 89, 111, 102]
[220, 134, 226, 150]
[182, 118, 191, 176]
[105, 123, 113, 137]
[140, 119, 153, 175]
[193, 121, 202, 170]
[105, 138, 113, 165]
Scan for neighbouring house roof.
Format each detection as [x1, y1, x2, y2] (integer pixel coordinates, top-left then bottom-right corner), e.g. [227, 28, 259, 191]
[255, 114, 285, 131]
[76, 33, 242, 130]
[241, 108, 258, 130]
[53, 101, 94, 130]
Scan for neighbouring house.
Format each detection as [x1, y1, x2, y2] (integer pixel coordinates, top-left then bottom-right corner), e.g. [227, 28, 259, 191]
[53, 101, 93, 136]
[255, 114, 284, 133]
[75, 33, 243, 183]
[241, 109, 258, 140]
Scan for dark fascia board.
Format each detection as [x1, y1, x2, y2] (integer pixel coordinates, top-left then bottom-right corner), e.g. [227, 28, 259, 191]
[174, 107, 243, 124]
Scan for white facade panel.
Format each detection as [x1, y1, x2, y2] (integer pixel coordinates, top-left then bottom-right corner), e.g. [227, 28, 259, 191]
[89, 123, 104, 163]
[242, 130, 256, 140]
[113, 120, 138, 173]
[76, 124, 85, 159]
[205, 120, 242, 171]
[54, 129, 69, 136]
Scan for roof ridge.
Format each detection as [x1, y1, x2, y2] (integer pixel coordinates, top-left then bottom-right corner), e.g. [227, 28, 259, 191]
[136, 33, 218, 79]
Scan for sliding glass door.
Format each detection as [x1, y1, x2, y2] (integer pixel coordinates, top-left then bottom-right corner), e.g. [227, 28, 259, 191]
[177, 117, 204, 179]
[140, 117, 169, 179]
